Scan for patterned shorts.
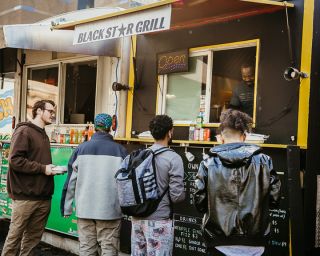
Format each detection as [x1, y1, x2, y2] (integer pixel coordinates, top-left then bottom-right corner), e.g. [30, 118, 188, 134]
[131, 219, 173, 256]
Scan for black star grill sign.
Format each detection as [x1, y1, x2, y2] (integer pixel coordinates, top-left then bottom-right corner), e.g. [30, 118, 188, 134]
[118, 24, 126, 37]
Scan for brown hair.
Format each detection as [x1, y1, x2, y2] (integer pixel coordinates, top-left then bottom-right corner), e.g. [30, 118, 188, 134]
[219, 109, 252, 135]
[32, 100, 55, 119]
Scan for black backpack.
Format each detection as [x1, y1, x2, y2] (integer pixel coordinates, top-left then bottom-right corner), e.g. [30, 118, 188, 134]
[115, 147, 172, 217]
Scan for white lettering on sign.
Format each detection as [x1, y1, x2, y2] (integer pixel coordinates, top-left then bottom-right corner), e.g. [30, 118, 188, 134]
[73, 5, 171, 45]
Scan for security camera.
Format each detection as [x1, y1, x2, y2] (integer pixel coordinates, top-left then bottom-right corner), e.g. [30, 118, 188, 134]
[284, 67, 308, 81]
[112, 82, 130, 91]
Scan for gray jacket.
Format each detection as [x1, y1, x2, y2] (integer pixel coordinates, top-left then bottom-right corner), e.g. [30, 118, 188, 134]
[61, 132, 128, 220]
[134, 143, 185, 220]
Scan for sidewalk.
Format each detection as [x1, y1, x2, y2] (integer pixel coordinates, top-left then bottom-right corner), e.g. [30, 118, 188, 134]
[0, 219, 128, 256]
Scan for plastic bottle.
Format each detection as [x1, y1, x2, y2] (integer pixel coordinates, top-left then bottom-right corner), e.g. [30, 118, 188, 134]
[59, 132, 65, 144]
[189, 123, 195, 141]
[84, 126, 89, 142]
[196, 112, 204, 129]
[88, 124, 94, 141]
[74, 129, 79, 144]
[65, 128, 70, 144]
[70, 129, 75, 144]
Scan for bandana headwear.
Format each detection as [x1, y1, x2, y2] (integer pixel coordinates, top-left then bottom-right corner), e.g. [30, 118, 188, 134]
[94, 113, 112, 129]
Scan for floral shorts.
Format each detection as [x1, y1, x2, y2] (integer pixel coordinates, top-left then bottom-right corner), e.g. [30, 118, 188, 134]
[131, 219, 173, 256]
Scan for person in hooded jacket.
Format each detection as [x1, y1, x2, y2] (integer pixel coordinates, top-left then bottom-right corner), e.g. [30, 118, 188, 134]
[194, 109, 281, 256]
[1, 99, 58, 256]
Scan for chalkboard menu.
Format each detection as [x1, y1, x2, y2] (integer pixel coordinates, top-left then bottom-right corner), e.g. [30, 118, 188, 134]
[157, 49, 189, 74]
[119, 146, 290, 256]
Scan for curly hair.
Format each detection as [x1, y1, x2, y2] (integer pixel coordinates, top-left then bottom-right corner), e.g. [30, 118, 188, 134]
[32, 99, 55, 119]
[149, 115, 173, 140]
[219, 109, 252, 134]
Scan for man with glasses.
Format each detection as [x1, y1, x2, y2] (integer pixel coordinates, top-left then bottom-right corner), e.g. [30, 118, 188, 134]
[2, 99, 58, 256]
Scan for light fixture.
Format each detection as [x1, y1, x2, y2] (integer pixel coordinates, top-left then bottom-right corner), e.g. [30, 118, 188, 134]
[112, 82, 130, 91]
[283, 67, 308, 81]
[184, 147, 195, 162]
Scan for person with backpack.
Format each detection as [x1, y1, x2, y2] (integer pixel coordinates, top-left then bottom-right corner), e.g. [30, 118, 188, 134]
[117, 115, 185, 256]
[194, 109, 281, 256]
[61, 113, 128, 256]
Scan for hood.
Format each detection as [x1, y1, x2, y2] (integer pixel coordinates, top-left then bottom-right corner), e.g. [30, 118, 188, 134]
[209, 143, 262, 166]
[15, 121, 46, 134]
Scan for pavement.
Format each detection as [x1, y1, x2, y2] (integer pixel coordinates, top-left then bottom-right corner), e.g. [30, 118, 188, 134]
[0, 219, 129, 256]
[0, 219, 76, 256]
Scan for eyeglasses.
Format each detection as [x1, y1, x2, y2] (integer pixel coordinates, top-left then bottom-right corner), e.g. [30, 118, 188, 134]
[44, 109, 55, 115]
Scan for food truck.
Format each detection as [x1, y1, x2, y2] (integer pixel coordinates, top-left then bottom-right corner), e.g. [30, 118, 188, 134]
[0, 0, 319, 255]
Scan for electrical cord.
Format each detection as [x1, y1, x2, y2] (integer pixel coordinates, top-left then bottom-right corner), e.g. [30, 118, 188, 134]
[113, 57, 120, 136]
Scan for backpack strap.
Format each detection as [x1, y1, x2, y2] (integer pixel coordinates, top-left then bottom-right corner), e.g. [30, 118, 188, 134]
[152, 147, 174, 155]
[150, 147, 174, 218]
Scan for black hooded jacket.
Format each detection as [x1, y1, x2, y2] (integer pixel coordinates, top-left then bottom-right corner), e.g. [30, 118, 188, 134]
[194, 143, 281, 247]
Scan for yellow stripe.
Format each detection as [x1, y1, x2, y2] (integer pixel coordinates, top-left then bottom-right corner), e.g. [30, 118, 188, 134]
[53, 0, 177, 30]
[190, 39, 259, 53]
[115, 137, 290, 148]
[240, 0, 294, 7]
[125, 35, 137, 138]
[297, 0, 314, 148]
[253, 39, 260, 128]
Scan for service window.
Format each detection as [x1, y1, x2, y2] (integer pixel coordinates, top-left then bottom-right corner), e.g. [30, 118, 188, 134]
[158, 40, 259, 125]
[26, 65, 59, 122]
[24, 58, 98, 124]
[63, 61, 97, 124]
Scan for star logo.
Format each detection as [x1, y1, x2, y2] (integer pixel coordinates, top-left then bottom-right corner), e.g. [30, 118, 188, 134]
[118, 24, 126, 37]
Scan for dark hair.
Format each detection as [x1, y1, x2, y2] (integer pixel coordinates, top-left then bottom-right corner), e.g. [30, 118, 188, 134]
[149, 115, 173, 140]
[219, 109, 252, 134]
[95, 127, 110, 133]
[32, 100, 55, 119]
[241, 63, 254, 70]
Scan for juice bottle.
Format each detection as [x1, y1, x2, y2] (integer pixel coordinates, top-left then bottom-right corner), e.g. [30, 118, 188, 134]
[70, 129, 75, 144]
[74, 129, 79, 144]
[88, 125, 94, 141]
[84, 126, 89, 142]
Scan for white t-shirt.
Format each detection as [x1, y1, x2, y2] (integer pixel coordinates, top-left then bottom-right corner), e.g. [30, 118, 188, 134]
[215, 245, 265, 256]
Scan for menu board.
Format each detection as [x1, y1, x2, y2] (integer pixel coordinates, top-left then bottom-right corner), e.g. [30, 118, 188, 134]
[170, 147, 290, 256]
[119, 147, 289, 255]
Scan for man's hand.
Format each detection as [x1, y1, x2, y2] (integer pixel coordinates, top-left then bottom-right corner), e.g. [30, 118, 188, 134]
[45, 164, 57, 176]
[64, 215, 71, 218]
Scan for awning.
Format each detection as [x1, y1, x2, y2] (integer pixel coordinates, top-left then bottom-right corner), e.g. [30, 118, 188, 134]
[0, 7, 125, 56]
[53, 0, 294, 31]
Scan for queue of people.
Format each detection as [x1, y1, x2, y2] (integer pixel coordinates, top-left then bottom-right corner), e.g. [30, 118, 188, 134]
[1, 100, 280, 256]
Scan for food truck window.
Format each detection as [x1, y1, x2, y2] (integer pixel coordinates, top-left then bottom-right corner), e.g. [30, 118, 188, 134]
[26, 65, 59, 122]
[210, 46, 257, 122]
[64, 60, 97, 124]
[158, 41, 258, 125]
[162, 53, 209, 123]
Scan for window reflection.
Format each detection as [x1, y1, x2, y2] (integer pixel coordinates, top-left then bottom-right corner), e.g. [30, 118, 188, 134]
[165, 55, 207, 122]
[26, 66, 58, 122]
